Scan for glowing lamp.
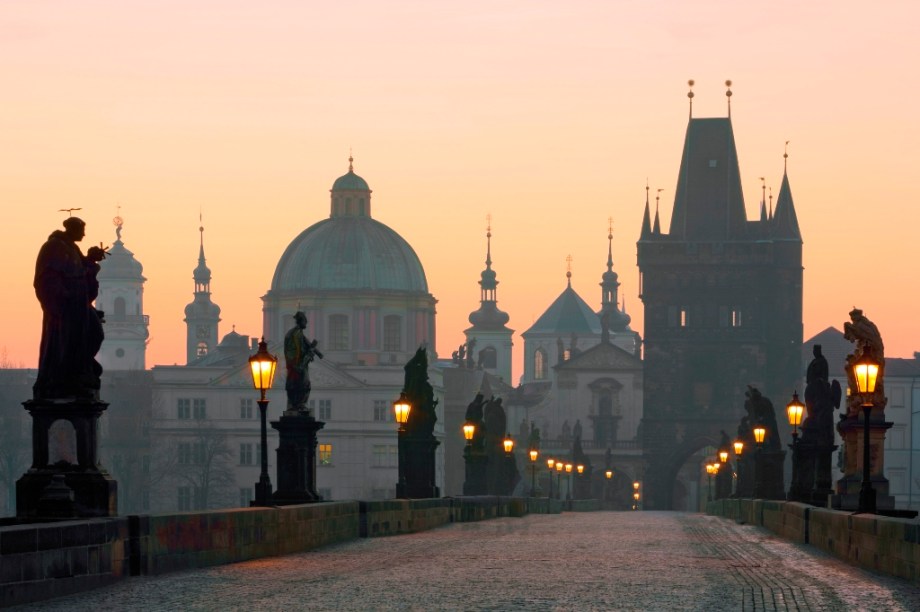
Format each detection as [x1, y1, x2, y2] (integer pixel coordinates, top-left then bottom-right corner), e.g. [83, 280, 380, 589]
[786, 391, 805, 433]
[462, 422, 475, 442]
[565, 463, 573, 473]
[733, 440, 744, 456]
[547, 458, 556, 470]
[605, 470, 613, 479]
[503, 434, 514, 455]
[248, 338, 278, 398]
[576, 464, 584, 474]
[529, 449, 539, 463]
[851, 354, 880, 396]
[719, 450, 728, 464]
[753, 426, 766, 446]
[393, 393, 411, 426]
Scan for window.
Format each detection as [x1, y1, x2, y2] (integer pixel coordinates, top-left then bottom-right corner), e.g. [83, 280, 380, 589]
[192, 442, 206, 465]
[319, 443, 333, 466]
[240, 398, 254, 419]
[383, 315, 402, 352]
[372, 444, 398, 467]
[177, 486, 192, 511]
[114, 297, 126, 317]
[328, 315, 349, 350]
[318, 399, 332, 421]
[239, 487, 253, 507]
[373, 400, 390, 422]
[193, 399, 207, 420]
[177, 398, 191, 420]
[732, 309, 742, 328]
[479, 346, 497, 369]
[680, 308, 688, 328]
[534, 349, 547, 380]
[178, 442, 191, 465]
[240, 443, 254, 466]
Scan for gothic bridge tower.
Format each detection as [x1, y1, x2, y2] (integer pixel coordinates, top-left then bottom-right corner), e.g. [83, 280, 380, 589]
[637, 83, 802, 510]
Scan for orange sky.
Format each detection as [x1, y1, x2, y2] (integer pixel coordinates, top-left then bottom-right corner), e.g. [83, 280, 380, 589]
[4, 1, 920, 382]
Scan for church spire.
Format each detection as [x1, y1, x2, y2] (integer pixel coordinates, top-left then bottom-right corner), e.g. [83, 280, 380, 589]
[479, 214, 497, 302]
[185, 215, 221, 364]
[772, 144, 802, 240]
[653, 189, 663, 234]
[194, 216, 212, 294]
[600, 219, 620, 310]
[640, 182, 652, 238]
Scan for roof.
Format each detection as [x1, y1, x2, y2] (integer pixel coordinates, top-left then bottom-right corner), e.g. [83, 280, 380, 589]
[98, 240, 145, 281]
[522, 283, 601, 337]
[668, 117, 747, 241]
[332, 170, 370, 191]
[270, 216, 429, 293]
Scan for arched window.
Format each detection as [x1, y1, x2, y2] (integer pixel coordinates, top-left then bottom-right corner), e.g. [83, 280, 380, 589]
[328, 315, 349, 350]
[534, 348, 547, 380]
[383, 315, 401, 352]
[114, 297, 126, 317]
[478, 346, 497, 369]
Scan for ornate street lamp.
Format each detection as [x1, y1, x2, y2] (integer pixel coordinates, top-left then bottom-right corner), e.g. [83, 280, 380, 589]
[852, 353, 880, 514]
[547, 458, 556, 499]
[752, 426, 766, 499]
[394, 393, 412, 498]
[733, 440, 744, 456]
[462, 422, 475, 445]
[719, 450, 729, 464]
[753, 427, 766, 445]
[606, 470, 614, 480]
[529, 449, 539, 496]
[565, 463, 573, 502]
[786, 390, 805, 502]
[576, 464, 585, 475]
[633, 481, 640, 492]
[503, 433, 515, 455]
[633, 491, 640, 510]
[249, 338, 278, 506]
[555, 461, 564, 500]
[705, 463, 715, 502]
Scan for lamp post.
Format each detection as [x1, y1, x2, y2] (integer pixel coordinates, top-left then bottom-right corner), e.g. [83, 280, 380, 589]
[503, 433, 515, 456]
[752, 426, 766, 499]
[705, 464, 714, 503]
[733, 439, 744, 497]
[633, 491, 640, 511]
[249, 338, 278, 506]
[394, 393, 411, 498]
[786, 391, 805, 502]
[555, 461, 564, 500]
[529, 449, 539, 496]
[547, 458, 555, 499]
[463, 422, 475, 446]
[565, 463, 573, 505]
[605, 470, 613, 505]
[852, 353, 880, 514]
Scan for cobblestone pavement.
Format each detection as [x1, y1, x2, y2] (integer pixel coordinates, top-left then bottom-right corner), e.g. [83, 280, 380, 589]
[18, 512, 920, 611]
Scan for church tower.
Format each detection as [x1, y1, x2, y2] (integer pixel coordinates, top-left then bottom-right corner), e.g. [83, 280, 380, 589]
[464, 219, 513, 383]
[637, 83, 803, 510]
[598, 220, 639, 356]
[184, 221, 221, 363]
[97, 214, 149, 370]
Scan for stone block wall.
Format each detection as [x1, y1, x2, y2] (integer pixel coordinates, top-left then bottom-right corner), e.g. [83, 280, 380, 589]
[0, 518, 129, 607]
[359, 499, 451, 537]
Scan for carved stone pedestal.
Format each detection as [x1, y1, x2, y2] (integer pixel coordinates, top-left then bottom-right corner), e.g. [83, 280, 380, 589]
[17, 398, 117, 519]
[398, 436, 440, 499]
[462, 446, 488, 495]
[753, 450, 786, 500]
[271, 412, 325, 505]
[831, 415, 894, 511]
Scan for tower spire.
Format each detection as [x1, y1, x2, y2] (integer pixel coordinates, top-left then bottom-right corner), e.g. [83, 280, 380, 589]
[687, 79, 695, 119]
[606, 217, 614, 272]
[640, 181, 652, 238]
[653, 189, 663, 234]
[485, 213, 492, 270]
[566, 255, 573, 288]
[759, 177, 767, 221]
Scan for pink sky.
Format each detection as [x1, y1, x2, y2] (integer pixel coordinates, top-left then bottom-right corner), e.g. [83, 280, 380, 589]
[4, 1, 920, 381]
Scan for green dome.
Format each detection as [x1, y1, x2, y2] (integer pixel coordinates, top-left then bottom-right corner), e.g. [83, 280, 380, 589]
[332, 170, 369, 191]
[270, 217, 429, 293]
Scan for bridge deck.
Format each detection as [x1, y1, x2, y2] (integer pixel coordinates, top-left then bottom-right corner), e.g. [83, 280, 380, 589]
[18, 512, 920, 611]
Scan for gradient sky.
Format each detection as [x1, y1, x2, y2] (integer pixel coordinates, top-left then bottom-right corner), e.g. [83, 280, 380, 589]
[4, 1, 919, 382]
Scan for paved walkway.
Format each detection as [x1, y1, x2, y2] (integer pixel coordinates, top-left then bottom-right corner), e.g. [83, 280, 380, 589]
[17, 512, 920, 611]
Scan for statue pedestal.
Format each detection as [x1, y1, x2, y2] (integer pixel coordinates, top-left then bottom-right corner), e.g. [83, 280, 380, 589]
[463, 446, 488, 495]
[753, 450, 786, 500]
[398, 436, 439, 499]
[831, 415, 895, 511]
[271, 413, 325, 505]
[17, 398, 117, 519]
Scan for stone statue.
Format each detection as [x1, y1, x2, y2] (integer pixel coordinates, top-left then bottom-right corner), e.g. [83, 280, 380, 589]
[560, 420, 571, 442]
[284, 312, 323, 413]
[527, 421, 541, 450]
[33, 217, 107, 399]
[464, 392, 486, 450]
[457, 344, 466, 364]
[803, 345, 838, 445]
[744, 386, 781, 451]
[465, 338, 476, 369]
[573, 419, 583, 440]
[843, 308, 886, 417]
[518, 417, 529, 440]
[403, 346, 437, 437]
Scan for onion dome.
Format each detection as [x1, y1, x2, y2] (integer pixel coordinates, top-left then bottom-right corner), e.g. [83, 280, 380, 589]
[468, 223, 510, 329]
[98, 217, 145, 281]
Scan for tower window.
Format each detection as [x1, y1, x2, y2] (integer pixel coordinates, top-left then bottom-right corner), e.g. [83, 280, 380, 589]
[534, 348, 547, 380]
[114, 297, 126, 317]
[328, 315, 349, 350]
[383, 315, 401, 352]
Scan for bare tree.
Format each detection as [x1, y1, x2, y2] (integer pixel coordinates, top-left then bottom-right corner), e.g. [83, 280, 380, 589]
[151, 421, 237, 511]
[0, 368, 32, 515]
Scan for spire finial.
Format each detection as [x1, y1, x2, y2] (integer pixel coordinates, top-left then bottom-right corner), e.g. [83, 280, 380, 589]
[725, 79, 733, 117]
[348, 149, 354, 173]
[607, 217, 614, 271]
[566, 255, 572, 287]
[687, 79, 695, 118]
[656, 188, 663, 214]
[645, 179, 650, 202]
[769, 187, 774, 219]
[113, 203, 124, 241]
[784, 140, 790, 172]
[485, 213, 493, 269]
[759, 176, 766, 207]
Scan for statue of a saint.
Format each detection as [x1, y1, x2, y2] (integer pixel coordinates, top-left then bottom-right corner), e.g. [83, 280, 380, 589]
[284, 311, 323, 413]
[33, 217, 107, 399]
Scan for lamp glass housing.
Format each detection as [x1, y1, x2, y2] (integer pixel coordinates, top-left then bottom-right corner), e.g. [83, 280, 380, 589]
[576, 464, 584, 474]
[248, 339, 278, 393]
[547, 458, 556, 469]
[633, 481, 640, 491]
[502, 434, 514, 454]
[753, 426, 766, 445]
[605, 470, 613, 479]
[719, 450, 728, 464]
[786, 392, 805, 428]
[556, 462, 563, 472]
[462, 423, 475, 441]
[852, 355, 880, 395]
[565, 463, 573, 473]
[733, 440, 744, 456]
[529, 449, 539, 462]
[393, 394, 411, 425]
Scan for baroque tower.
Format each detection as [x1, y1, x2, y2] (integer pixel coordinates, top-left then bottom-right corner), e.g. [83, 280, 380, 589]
[464, 219, 513, 383]
[637, 84, 803, 510]
[184, 221, 221, 363]
[97, 214, 149, 370]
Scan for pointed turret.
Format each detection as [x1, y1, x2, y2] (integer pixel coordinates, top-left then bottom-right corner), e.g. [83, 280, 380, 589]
[653, 189, 662, 235]
[772, 165, 801, 240]
[599, 222, 632, 340]
[640, 185, 652, 239]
